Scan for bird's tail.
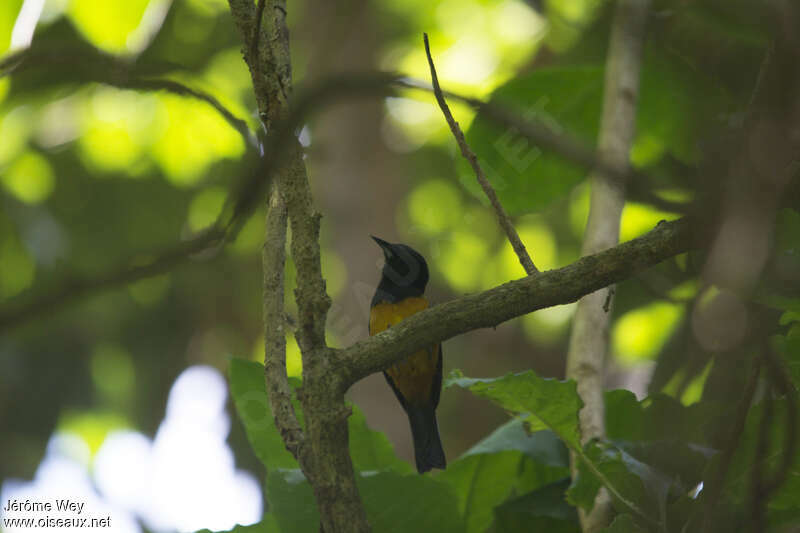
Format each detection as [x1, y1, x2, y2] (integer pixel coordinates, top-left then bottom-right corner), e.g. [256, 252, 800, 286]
[407, 405, 446, 473]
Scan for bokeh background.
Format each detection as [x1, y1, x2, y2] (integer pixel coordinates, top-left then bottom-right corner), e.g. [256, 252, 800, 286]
[1, 0, 789, 531]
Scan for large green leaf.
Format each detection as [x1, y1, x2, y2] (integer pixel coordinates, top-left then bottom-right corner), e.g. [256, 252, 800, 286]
[266, 469, 465, 533]
[348, 404, 412, 474]
[196, 515, 280, 533]
[446, 369, 583, 450]
[461, 418, 569, 467]
[438, 450, 566, 533]
[598, 514, 646, 533]
[460, 66, 603, 214]
[229, 358, 299, 470]
[436, 417, 569, 533]
[567, 440, 671, 525]
[492, 478, 580, 533]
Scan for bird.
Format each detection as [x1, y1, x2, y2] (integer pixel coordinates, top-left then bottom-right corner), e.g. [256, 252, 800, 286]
[368, 236, 446, 473]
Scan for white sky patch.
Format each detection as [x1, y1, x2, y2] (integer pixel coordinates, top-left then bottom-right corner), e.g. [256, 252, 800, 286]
[1, 366, 262, 533]
[385, 97, 437, 126]
[10, 0, 45, 50]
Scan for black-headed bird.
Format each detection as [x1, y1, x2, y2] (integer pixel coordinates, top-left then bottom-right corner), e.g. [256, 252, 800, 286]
[369, 236, 446, 473]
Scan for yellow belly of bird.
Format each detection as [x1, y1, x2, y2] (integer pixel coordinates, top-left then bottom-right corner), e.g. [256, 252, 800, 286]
[370, 298, 439, 406]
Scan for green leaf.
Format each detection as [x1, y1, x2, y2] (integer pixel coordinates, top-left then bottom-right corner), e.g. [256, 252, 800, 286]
[772, 332, 800, 390]
[461, 417, 569, 468]
[229, 358, 299, 470]
[722, 397, 800, 512]
[195, 515, 280, 533]
[599, 514, 646, 533]
[438, 451, 566, 533]
[446, 369, 583, 450]
[265, 469, 318, 533]
[493, 479, 580, 533]
[461, 66, 603, 214]
[348, 404, 412, 474]
[567, 440, 670, 525]
[266, 469, 465, 533]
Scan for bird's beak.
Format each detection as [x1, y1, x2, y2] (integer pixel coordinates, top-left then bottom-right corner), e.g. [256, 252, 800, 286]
[371, 235, 393, 257]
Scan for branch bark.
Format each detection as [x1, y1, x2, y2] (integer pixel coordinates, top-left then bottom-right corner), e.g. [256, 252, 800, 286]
[227, 1, 369, 531]
[564, 1, 651, 530]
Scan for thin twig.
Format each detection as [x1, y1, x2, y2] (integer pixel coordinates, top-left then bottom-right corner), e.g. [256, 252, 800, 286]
[423, 34, 538, 276]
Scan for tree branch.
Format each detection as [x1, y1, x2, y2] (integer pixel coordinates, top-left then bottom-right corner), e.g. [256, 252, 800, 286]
[339, 218, 691, 387]
[227, 1, 368, 531]
[565, 1, 651, 530]
[423, 34, 538, 275]
[262, 184, 308, 463]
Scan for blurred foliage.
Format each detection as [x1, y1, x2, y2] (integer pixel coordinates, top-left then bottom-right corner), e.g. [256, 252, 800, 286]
[1, 0, 799, 531]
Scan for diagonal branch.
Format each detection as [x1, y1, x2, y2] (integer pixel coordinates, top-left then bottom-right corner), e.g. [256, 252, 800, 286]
[423, 34, 538, 275]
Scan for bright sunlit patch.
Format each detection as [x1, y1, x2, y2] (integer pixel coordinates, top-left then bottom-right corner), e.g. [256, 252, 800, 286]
[1, 150, 55, 203]
[406, 179, 463, 235]
[662, 360, 713, 406]
[66, 0, 152, 54]
[79, 87, 158, 174]
[0, 433, 141, 533]
[437, 37, 498, 86]
[613, 302, 684, 365]
[322, 249, 347, 299]
[0, 105, 36, 166]
[10, 0, 44, 50]
[620, 203, 679, 242]
[150, 94, 245, 186]
[492, 0, 546, 44]
[498, 220, 557, 280]
[188, 187, 226, 231]
[125, 0, 171, 54]
[438, 230, 488, 291]
[58, 411, 129, 459]
[385, 97, 437, 127]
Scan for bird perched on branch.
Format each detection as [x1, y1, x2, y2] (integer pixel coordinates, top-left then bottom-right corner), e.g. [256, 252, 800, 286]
[369, 236, 446, 473]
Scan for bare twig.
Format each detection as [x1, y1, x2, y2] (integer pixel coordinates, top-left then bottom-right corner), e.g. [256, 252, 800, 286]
[423, 34, 538, 276]
[565, 1, 651, 530]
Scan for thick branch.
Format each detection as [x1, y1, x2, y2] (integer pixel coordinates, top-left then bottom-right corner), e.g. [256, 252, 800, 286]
[423, 34, 537, 275]
[339, 218, 691, 387]
[227, 2, 367, 531]
[566, 1, 650, 530]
